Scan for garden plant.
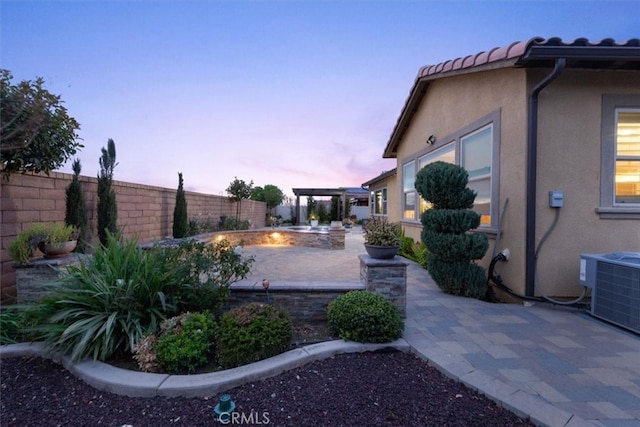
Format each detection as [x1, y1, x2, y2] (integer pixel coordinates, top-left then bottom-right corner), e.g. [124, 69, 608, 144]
[20, 232, 253, 362]
[415, 161, 488, 298]
[327, 290, 404, 343]
[97, 139, 118, 245]
[216, 302, 292, 369]
[133, 311, 218, 374]
[172, 172, 189, 238]
[65, 158, 89, 252]
[0, 69, 82, 180]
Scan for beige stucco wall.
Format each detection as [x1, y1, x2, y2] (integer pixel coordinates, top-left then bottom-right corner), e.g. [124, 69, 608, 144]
[393, 67, 529, 286]
[533, 69, 640, 297]
[368, 173, 400, 223]
[388, 66, 639, 299]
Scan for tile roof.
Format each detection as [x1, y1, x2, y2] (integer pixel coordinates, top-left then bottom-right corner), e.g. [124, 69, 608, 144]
[383, 37, 640, 158]
[416, 36, 640, 80]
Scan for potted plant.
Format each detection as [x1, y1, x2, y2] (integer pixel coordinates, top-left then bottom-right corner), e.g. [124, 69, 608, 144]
[7, 223, 78, 265]
[362, 216, 402, 259]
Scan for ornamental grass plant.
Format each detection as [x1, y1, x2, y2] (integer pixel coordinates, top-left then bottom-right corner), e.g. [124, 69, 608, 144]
[363, 216, 402, 246]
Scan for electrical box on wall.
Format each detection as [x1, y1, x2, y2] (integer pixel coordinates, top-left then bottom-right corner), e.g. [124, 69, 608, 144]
[549, 190, 564, 208]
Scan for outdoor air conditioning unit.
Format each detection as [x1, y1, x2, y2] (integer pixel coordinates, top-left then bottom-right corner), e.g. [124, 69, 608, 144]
[580, 252, 640, 334]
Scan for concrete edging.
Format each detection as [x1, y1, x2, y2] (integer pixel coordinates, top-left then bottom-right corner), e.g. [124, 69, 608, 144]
[0, 339, 411, 398]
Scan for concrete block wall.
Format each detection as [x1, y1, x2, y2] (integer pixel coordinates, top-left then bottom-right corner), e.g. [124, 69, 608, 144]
[0, 171, 266, 304]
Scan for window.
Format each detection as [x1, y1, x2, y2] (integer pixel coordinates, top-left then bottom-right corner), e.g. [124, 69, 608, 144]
[461, 125, 493, 225]
[615, 110, 640, 204]
[400, 110, 500, 227]
[370, 188, 387, 215]
[403, 161, 416, 219]
[418, 144, 455, 214]
[599, 95, 640, 218]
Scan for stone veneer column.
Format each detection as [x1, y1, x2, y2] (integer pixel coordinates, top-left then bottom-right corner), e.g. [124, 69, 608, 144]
[358, 254, 408, 317]
[15, 254, 84, 303]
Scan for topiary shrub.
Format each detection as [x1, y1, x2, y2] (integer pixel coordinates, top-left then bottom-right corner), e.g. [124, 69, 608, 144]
[133, 311, 217, 374]
[216, 303, 292, 369]
[327, 291, 404, 343]
[415, 161, 489, 299]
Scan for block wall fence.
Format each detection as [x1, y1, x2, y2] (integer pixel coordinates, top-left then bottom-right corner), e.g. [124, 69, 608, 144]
[0, 171, 267, 304]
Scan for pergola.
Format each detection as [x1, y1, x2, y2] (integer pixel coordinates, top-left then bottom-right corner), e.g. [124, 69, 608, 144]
[292, 188, 348, 225]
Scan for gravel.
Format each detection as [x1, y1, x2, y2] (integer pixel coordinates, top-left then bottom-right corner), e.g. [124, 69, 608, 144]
[1, 350, 532, 427]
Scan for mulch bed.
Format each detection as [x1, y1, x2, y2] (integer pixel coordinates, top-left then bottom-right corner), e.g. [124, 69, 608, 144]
[1, 350, 533, 426]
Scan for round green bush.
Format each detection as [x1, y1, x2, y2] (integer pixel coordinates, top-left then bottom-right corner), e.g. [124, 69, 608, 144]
[216, 303, 292, 369]
[154, 311, 218, 374]
[327, 291, 404, 343]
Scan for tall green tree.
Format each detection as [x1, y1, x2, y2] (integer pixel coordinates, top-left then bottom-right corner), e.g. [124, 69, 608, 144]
[97, 139, 118, 245]
[226, 177, 253, 222]
[1, 69, 82, 180]
[65, 159, 88, 252]
[172, 172, 189, 238]
[415, 161, 488, 299]
[252, 184, 286, 216]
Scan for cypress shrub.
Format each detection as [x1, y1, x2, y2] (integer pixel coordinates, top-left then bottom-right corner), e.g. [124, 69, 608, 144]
[65, 159, 88, 252]
[172, 172, 189, 238]
[97, 139, 118, 245]
[415, 161, 488, 299]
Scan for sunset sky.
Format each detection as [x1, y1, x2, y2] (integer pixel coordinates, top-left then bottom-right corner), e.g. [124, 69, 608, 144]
[2, 1, 637, 199]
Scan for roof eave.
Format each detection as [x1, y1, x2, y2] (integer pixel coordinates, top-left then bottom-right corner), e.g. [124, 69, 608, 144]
[382, 58, 519, 158]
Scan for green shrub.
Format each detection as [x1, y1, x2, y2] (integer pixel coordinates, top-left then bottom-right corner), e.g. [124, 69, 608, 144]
[188, 215, 217, 235]
[22, 234, 254, 363]
[172, 172, 189, 238]
[7, 233, 33, 265]
[0, 307, 22, 344]
[154, 311, 217, 374]
[150, 239, 254, 313]
[33, 233, 176, 361]
[0, 304, 50, 344]
[218, 216, 250, 231]
[399, 235, 429, 268]
[97, 138, 118, 246]
[327, 291, 403, 343]
[216, 303, 292, 369]
[415, 161, 488, 299]
[65, 159, 88, 253]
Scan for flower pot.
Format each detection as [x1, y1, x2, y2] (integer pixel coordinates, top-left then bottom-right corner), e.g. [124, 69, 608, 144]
[38, 240, 77, 258]
[330, 220, 343, 228]
[310, 220, 319, 227]
[364, 244, 400, 259]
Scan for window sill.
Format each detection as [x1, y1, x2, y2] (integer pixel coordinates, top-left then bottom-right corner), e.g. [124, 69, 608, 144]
[596, 207, 640, 219]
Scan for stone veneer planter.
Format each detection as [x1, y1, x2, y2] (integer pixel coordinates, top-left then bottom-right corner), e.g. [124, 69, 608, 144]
[15, 254, 86, 303]
[198, 227, 346, 250]
[225, 281, 365, 323]
[359, 254, 408, 317]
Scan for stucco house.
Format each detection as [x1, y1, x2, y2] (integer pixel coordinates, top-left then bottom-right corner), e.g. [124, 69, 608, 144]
[366, 37, 639, 300]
